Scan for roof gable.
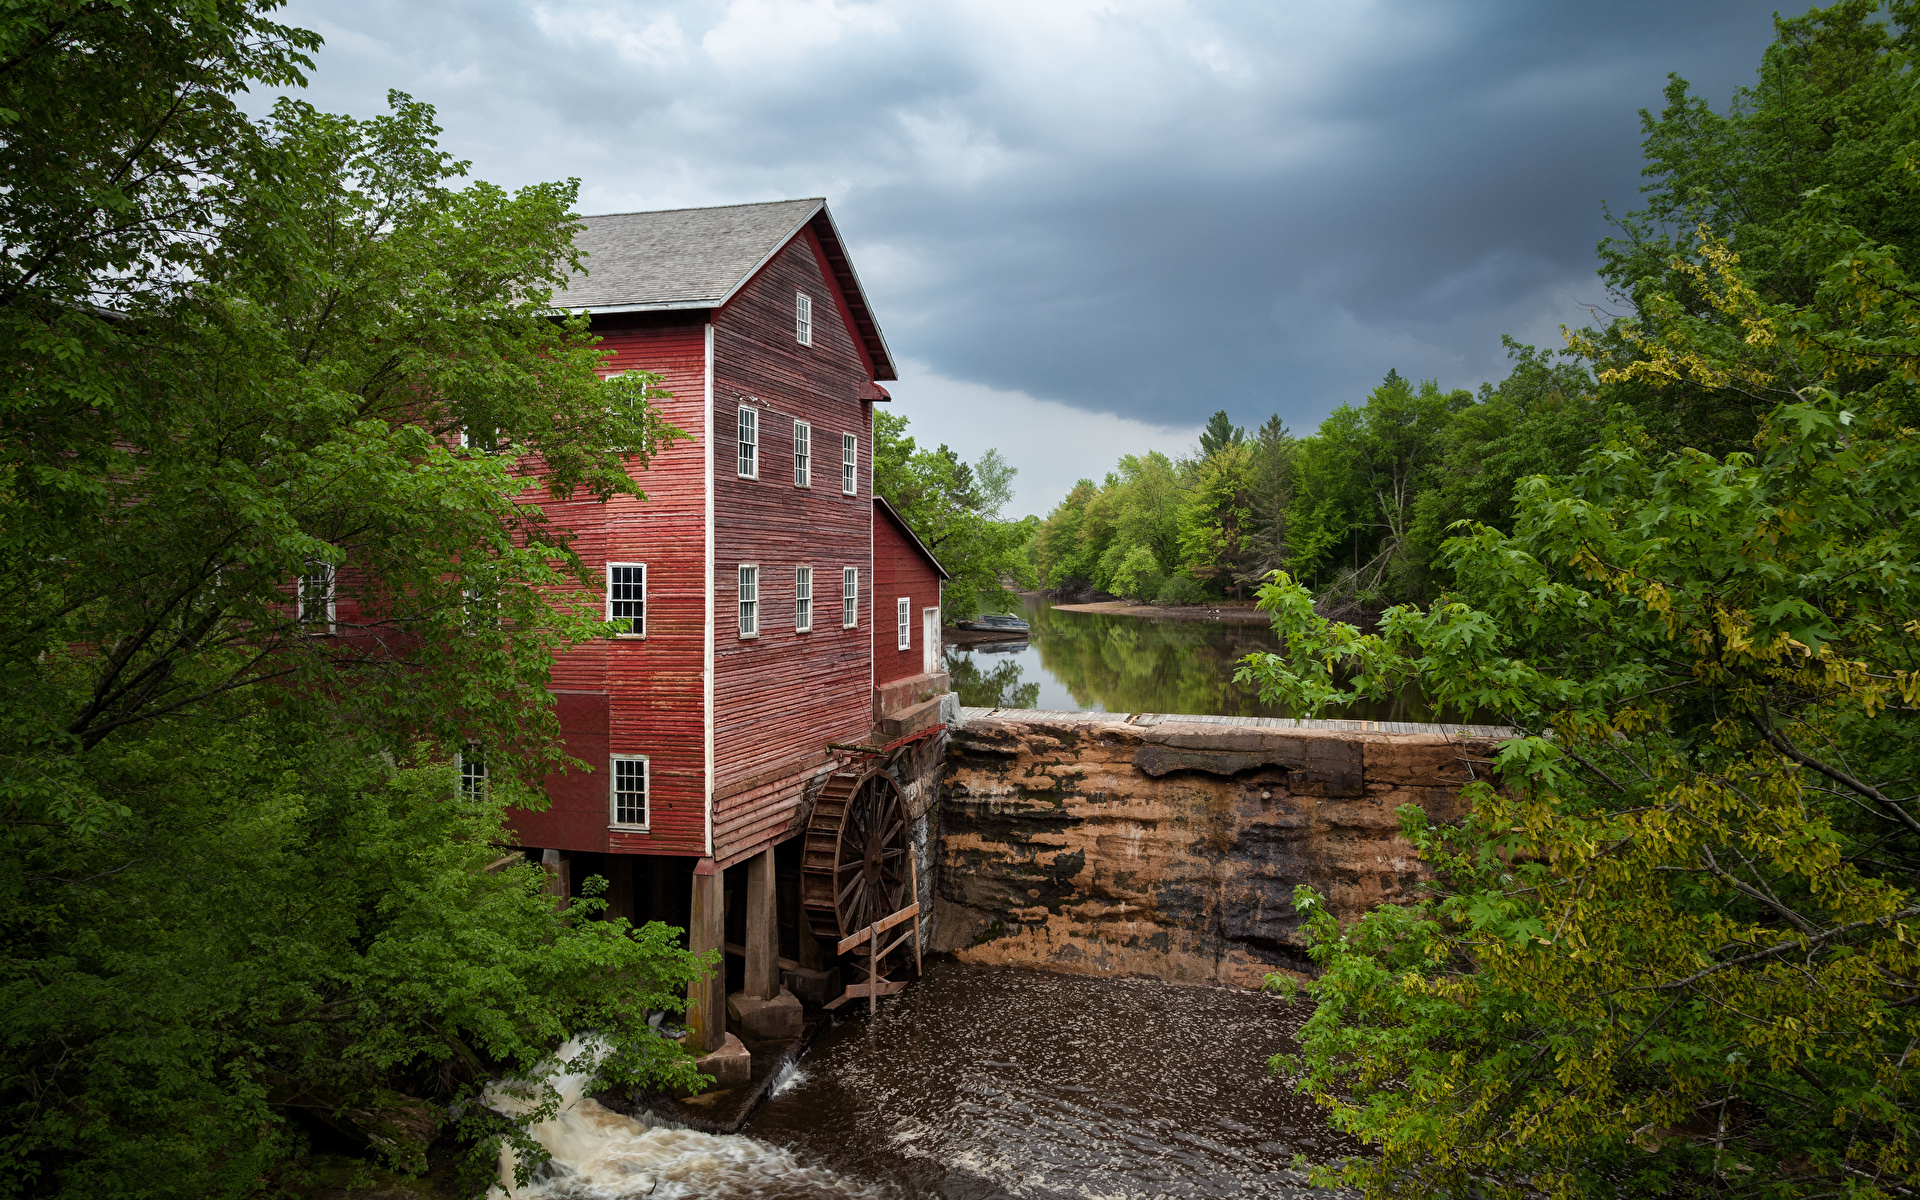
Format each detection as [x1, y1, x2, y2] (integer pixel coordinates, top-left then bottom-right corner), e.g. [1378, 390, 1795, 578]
[875, 497, 950, 580]
[554, 198, 895, 380]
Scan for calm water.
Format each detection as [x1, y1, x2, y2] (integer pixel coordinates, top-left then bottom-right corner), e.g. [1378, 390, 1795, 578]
[746, 960, 1350, 1198]
[944, 596, 1430, 721]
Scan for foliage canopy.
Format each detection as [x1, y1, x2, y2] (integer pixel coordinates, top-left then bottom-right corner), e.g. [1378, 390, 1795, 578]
[1241, 216, 1920, 1198]
[1, 9, 704, 1195]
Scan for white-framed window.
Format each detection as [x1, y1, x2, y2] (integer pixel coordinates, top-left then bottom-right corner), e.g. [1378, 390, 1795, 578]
[842, 433, 857, 495]
[897, 597, 910, 651]
[610, 754, 648, 828]
[843, 568, 858, 628]
[462, 585, 498, 630]
[738, 564, 759, 637]
[299, 560, 336, 631]
[793, 420, 811, 487]
[456, 743, 487, 801]
[607, 562, 645, 637]
[737, 405, 758, 478]
[796, 292, 813, 345]
[795, 565, 813, 632]
[459, 426, 497, 452]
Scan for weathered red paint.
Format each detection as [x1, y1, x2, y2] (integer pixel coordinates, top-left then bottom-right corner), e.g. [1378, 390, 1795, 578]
[507, 211, 890, 867]
[873, 501, 945, 688]
[711, 225, 876, 863]
[511, 313, 711, 857]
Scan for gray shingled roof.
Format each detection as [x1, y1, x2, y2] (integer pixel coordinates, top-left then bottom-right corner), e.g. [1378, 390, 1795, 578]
[551, 198, 824, 312]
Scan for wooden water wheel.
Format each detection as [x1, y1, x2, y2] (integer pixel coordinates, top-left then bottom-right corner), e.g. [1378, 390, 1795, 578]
[801, 766, 911, 945]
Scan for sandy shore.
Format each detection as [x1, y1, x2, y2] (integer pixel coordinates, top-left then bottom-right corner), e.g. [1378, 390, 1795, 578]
[1048, 600, 1271, 624]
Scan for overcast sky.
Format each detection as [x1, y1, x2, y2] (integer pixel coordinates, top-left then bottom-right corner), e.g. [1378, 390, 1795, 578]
[260, 0, 1794, 517]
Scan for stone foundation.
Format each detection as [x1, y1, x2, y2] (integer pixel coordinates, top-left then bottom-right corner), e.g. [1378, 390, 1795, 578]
[932, 709, 1507, 988]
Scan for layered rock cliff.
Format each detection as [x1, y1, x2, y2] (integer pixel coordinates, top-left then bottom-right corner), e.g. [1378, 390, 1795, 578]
[931, 711, 1505, 988]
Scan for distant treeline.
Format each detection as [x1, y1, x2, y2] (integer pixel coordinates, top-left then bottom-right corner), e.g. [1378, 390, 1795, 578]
[1032, 343, 1597, 611]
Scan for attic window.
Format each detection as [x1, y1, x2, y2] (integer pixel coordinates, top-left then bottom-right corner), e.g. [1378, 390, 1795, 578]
[796, 293, 813, 346]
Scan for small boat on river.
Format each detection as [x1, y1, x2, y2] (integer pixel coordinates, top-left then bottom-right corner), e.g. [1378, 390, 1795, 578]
[955, 613, 1030, 634]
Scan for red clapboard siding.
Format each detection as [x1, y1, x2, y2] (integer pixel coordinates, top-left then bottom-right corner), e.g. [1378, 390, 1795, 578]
[710, 228, 876, 862]
[510, 314, 710, 857]
[872, 503, 943, 687]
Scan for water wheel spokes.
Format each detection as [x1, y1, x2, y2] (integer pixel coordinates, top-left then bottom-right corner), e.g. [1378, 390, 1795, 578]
[802, 766, 911, 946]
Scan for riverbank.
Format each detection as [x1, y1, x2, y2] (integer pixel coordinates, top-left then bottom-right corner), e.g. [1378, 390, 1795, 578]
[1046, 599, 1271, 624]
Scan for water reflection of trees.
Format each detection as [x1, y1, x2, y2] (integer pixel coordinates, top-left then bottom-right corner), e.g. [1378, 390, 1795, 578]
[1021, 601, 1435, 721]
[948, 650, 1041, 709]
[1024, 603, 1289, 717]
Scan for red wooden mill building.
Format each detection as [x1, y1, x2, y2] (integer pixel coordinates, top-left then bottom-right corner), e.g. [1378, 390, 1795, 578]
[514, 199, 951, 1080]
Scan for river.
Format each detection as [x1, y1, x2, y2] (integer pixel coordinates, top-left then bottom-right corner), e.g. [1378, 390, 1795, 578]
[504, 961, 1350, 1199]
[945, 595, 1428, 721]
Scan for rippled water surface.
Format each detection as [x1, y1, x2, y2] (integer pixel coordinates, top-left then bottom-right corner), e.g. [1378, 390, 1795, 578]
[746, 960, 1352, 1198]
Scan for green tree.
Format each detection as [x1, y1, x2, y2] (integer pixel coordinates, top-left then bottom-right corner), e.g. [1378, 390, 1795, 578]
[1240, 221, 1920, 1198]
[1401, 340, 1602, 588]
[1597, 0, 1920, 452]
[1286, 372, 1469, 598]
[0, 0, 320, 312]
[1198, 408, 1246, 458]
[1, 62, 703, 1200]
[873, 409, 1033, 619]
[1034, 478, 1100, 587]
[1177, 441, 1259, 597]
[1247, 414, 1298, 575]
[1092, 452, 1185, 600]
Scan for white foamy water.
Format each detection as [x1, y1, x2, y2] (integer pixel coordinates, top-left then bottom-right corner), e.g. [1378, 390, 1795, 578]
[486, 1038, 888, 1200]
[769, 1060, 810, 1097]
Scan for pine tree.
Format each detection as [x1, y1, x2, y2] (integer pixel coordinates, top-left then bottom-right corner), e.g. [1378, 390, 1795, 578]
[1198, 409, 1245, 458]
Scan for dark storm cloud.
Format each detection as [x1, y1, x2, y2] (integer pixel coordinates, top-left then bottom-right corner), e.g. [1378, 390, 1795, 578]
[260, 0, 1791, 507]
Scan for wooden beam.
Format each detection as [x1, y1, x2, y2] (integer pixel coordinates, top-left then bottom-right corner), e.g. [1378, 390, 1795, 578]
[823, 979, 908, 1011]
[836, 901, 920, 956]
[722, 942, 799, 971]
[875, 927, 915, 961]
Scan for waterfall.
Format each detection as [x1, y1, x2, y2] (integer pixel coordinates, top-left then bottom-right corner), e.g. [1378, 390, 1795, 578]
[484, 1038, 886, 1200]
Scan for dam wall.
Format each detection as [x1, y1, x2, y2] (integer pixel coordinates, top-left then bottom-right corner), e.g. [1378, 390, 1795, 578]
[930, 707, 1511, 987]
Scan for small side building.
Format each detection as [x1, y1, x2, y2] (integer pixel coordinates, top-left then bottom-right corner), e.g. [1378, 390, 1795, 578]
[871, 495, 950, 733]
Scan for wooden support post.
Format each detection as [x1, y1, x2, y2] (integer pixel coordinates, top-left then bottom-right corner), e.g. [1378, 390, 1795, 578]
[909, 852, 923, 976]
[540, 849, 570, 910]
[868, 919, 879, 1017]
[605, 855, 635, 925]
[647, 856, 673, 927]
[686, 858, 725, 1054]
[745, 847, 778, 1001]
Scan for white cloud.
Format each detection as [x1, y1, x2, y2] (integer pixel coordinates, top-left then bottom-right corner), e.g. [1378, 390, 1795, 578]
[531, 5, 690, 66]
[884, 358, 1202, 519]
